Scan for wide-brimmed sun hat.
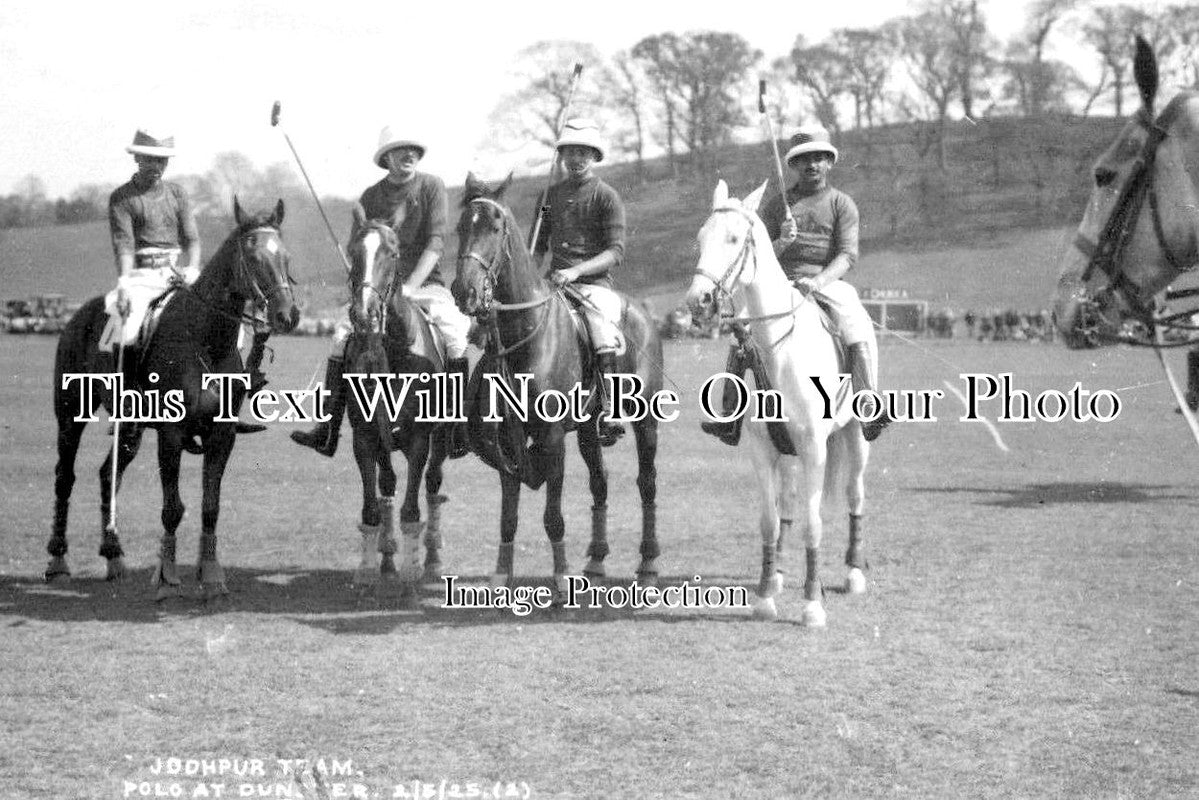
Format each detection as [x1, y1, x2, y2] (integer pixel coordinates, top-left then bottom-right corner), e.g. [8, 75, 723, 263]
[784, 125, 838, 165]
[374, 125, 427, 168]
[555, 118, 605, 162]
[126, 129, 176, 158]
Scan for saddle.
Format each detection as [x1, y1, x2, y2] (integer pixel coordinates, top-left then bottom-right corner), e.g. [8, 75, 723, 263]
[98, 284, 183, 354]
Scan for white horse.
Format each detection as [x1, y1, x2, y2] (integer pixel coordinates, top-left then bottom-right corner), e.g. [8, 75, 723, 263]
[687, 179, 871, 625]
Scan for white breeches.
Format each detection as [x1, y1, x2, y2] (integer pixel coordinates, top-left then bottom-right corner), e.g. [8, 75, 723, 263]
[99, 262, 199, 352]
[328, 285, 470, 360]
[572, 284, 623, 352]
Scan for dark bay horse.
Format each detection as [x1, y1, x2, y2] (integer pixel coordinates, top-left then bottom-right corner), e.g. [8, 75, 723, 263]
[49, 199, 299, 600]
[451, 174, 662, 593]
[342, 205, 449, 588]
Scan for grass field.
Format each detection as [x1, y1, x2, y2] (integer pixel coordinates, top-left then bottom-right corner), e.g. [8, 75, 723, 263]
[2, 328, 1198, 799]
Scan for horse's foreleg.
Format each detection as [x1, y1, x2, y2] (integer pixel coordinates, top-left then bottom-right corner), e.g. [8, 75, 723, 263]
[633, 420, 660, 586]
[493, 472, 521, 588]
[423, 429, 448, 583]
[154, 431, 186, 601]
[576, 423, 609, 579]
[540, 432, 570, 597]
[840, 429, 869, 594]
[197, 432, 234, 601]
[98, 424, 144, 581]
[776, 457, 801, 592]
[397, 434, 429, 587]
[799, 442, 829, 627]
[749, 442, 782, 620]
[47, 419, 87, 581]
[352, 425, 384, 586]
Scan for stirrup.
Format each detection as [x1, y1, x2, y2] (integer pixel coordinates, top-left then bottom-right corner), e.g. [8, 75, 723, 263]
[861, 413, 891, 442]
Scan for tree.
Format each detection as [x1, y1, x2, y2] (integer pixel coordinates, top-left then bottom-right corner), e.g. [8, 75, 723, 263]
[1017, 0, 1082, 116]
[1079, 4, 1153, 116]
[789, 34, 850, 133]
[895, 12, 958, 169]
[830, 27, 898, 130]
[633, 32, 761, 172]
[603, 50, 651, 181]
[631, 33, 683, 176]
[485, 41, 615, 170]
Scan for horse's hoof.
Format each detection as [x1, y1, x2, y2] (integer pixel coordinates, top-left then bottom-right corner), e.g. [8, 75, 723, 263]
[802, 601, 827, 627]
[490, 573, 511, 590]
[201, 582, 230, 603]
[398, 561, 423, 586]
[583, 559, 605, 580]
[753, 596, 779, 620]
[379, 554, 397, 575]
[44, 558, 71, 583]
[846, 568, 867, 595]
[106, 557, 126, 582]
[775, 571, 786, 592]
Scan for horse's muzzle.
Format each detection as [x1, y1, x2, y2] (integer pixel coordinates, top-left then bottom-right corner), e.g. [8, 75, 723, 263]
[272, 304, 300, 334]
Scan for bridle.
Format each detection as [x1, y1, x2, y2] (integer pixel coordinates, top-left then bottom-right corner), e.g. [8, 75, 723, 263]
[348, 221, 402, 335]
[694, 205, 804, 348]
[459, 197, 552, 355]
[234, 226, 295, 312]
[1074, 92, 1198, 343]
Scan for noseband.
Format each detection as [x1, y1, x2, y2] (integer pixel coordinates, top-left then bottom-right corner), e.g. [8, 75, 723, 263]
[694, 206, 759, 303]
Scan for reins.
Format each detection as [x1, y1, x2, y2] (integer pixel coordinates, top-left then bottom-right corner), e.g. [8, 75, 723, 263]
[178, 225, 292, 328]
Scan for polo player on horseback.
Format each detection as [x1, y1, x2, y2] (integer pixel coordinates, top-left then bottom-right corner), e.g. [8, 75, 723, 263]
[102, 128, 269, 435]
[531, 118, 627, 447]
[701, 125, 891, 445]
[291, 125, 472, 458]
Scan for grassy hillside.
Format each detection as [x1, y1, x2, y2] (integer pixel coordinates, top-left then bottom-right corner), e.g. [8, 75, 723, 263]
[0, 114, 1126, 316]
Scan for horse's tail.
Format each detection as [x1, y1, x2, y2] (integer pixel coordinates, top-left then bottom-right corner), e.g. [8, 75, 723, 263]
[54, 296, 108, 427]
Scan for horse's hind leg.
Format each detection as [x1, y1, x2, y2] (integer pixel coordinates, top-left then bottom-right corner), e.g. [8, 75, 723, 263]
[839, 429, 869, 594]
[541, 435, 571, 598]
[576, 422, 609, 580]
[632, 419, 660, 586]
[98, 424, 145, 581]
[351, 425, 384, 587]
[47, 418, 87, 581]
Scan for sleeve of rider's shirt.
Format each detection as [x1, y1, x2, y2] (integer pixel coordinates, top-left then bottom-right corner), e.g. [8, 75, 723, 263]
[833, 192, 860, 270]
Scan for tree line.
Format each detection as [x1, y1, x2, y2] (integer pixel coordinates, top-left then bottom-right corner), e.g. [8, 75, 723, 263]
[485, 0, 1199, 175]
[1, 153, 304, 231]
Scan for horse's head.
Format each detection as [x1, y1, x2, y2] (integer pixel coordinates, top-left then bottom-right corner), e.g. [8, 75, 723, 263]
[687, 179, 770, 320]
[1054, 37, 1199, 348]
[346, 202, 404, 335]
[452, 171, 515, 317]
[232, 197, 299, 333]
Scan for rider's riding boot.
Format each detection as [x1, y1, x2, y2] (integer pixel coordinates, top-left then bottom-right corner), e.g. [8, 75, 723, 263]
[849, 342, 890, 442]
[595, 350, 626, 447]
[446, 356, 471, 459]
[700, 345, 747, 446]
[290, 357, 345, 457]
[235, 331, 271, 435]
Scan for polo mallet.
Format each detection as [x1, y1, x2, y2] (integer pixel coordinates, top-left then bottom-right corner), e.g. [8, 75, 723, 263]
[270, 101, 353, 275]
[759, 79, 794, 224]
[528, 62, 584, 255]
[106, 315, 127, 535]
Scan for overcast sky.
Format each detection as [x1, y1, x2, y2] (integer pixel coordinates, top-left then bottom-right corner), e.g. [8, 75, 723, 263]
[0, 0, 1165, 200]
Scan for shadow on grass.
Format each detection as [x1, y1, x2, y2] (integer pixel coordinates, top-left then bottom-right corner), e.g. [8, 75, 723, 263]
[0, 569, 846, 630]
[912, 481, 1190, 509]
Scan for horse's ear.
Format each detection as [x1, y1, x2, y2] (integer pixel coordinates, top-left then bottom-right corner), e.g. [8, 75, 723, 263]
[464, 172, 484, 202]
[272, 198, 285, 227]
[712, 180, 729, 209]
[495, 171, 515, 201]
[1134, 35, 1158, 111]
[233, 195, 245, 226]
[743, 181, 769, 214]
